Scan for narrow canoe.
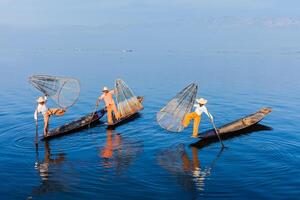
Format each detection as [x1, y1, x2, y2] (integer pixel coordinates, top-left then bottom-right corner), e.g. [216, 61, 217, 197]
[43, 109, 106, 140]
[190, 107, 272, 147]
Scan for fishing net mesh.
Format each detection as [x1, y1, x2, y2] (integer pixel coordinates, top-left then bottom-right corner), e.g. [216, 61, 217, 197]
[29, 75, 80, 108]
[156, 83, 198, 132]
[115, 79, 143, 118]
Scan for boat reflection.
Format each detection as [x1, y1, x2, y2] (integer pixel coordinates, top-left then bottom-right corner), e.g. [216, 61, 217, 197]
[32, 141, 67, 195]
[99, 129, 143, 173]
[157, 144, 223, 192]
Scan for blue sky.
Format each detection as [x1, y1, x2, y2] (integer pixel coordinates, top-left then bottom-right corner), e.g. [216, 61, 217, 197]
[0, 0, 300, 27]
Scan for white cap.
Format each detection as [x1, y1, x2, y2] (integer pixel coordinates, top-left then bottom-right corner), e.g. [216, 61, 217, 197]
[103, 86, 109, 92]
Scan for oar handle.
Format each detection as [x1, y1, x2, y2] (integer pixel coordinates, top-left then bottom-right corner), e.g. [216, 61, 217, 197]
[88, 104, 99, 128]
[35, 121, 38, 145]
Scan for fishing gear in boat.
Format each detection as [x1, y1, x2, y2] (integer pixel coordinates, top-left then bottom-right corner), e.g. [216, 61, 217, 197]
[29, 75, 80, 109]
[156, 83, 198, 132]
[115, 79, 143, 119]
[104, 79, 144, 127]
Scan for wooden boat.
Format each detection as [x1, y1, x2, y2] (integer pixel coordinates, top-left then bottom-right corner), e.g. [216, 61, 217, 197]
[190, 107, 272, 147]
[43, 97, 144, 140]
[43, 109, 106, 140]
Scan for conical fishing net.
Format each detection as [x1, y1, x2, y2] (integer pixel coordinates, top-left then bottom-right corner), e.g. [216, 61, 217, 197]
[29, 75, 80, 109]
[115, 79, 143, 118]
[157, 83, 198, 132]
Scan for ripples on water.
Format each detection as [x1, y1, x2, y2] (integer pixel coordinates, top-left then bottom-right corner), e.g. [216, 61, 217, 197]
[0, 10, 300, 197]
[1, 72, 300, 199]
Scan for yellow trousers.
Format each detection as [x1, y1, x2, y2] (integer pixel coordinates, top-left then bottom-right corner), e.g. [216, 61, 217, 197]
[106, 103, 120, 124]
[182, 112, 201, 137]
[44, 108, 65, 136]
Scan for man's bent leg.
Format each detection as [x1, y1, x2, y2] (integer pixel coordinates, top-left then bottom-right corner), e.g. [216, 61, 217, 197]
[192, 115, 201, 138]
[47, 108, 65, 116]
[182, 112, 195, 127]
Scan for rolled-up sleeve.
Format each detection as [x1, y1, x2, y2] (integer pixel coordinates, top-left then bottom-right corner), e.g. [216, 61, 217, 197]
[110, 90, 115, 95]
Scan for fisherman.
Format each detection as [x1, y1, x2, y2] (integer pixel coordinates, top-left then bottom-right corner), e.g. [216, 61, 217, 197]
[182, 98, 214, 138]
[34, 96, 66, 136]
[96, 87, 120, 124]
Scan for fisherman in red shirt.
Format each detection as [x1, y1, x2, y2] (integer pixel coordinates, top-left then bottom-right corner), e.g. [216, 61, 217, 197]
[96, 87, 120, 124]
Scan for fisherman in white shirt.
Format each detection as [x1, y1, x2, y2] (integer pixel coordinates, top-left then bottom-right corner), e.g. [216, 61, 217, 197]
[34, 96, 66, 136]
[182, 98, 214, 138]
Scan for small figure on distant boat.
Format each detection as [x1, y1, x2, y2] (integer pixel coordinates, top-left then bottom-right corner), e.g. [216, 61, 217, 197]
[96, 86, 120, 124]
[182, 98, 214, 138]
[34, 96, 66, 136]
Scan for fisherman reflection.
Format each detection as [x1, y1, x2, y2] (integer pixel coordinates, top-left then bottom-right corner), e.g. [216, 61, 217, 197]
[157, 144, 214, 192]
[100, 129, 122, 168]
[33, 141, 66, 195]
[99, 129, 143, 172]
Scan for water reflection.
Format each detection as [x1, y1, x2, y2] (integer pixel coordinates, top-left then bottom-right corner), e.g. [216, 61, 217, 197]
[157, 144, 222, 192]
[99, 129, 143, 173]
[32, 142, 67, 195]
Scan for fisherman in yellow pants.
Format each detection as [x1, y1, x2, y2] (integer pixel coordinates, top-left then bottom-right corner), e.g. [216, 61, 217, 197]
[34, 96, 66, 136]
[182, 98, 213, 138]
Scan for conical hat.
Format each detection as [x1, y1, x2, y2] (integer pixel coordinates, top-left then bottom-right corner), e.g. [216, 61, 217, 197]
[196, 98, 207, 105]
[37, 96, 46, 103]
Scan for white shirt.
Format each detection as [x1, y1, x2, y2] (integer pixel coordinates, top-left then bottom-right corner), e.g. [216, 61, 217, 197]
[34, 97, 48, 120]
[193, 104, 213, 120]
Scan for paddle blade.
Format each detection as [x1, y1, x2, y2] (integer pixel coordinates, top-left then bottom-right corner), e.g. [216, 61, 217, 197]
[157, 83, 198, 132]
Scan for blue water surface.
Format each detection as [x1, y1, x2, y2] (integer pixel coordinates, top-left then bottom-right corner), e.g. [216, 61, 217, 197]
[0, 0, 300, 199]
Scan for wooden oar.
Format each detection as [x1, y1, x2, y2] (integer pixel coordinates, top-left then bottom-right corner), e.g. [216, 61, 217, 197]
[35, 121, 38, 145]
[211, 120, 225, 149]
[88, 104, 98, 128]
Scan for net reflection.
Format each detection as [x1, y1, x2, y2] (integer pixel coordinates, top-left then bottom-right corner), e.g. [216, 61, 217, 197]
[99, 129, 143, 173]
[157, 144, 222, 192]
[32, 142, 67, 195]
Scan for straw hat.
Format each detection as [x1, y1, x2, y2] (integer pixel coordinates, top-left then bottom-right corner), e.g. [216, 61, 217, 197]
[37, 96, 46, 103]
[196, 98, 207, 105]
[102, 86, 109, 92]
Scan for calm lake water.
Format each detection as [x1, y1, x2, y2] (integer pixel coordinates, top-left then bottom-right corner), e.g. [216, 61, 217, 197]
[0, 1, 300, 199]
